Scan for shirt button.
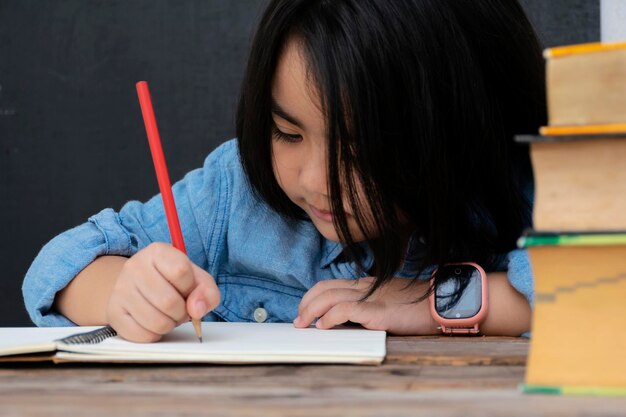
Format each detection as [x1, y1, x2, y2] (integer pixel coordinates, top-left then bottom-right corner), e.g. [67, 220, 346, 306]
[253, 307, 268, 323]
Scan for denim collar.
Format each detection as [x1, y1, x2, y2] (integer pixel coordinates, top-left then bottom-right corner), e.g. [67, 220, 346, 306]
[319, 233, 427, 276]
[320, 238, 375, 273]
[320, 239, 344, 268]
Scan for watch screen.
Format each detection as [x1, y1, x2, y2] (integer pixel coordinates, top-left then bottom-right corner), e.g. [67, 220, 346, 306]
[435, 265, 482, 319]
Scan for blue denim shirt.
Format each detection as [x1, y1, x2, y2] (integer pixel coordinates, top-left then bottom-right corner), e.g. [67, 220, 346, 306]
[22, 139, 534, 328]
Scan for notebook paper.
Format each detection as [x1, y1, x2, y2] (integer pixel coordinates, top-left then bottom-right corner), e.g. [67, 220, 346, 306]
[0, 322, 386, 365]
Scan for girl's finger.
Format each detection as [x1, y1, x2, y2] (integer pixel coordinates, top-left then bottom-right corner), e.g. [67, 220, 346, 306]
[108, 304, 162, 343]
[177, 316, 192, 327]
[149, 243, 196, 297]
[315, 301, 381, 330]
[299, 278, 370, 317]
[295, 287, 363, 327]
[135, 266, 188, 323]
[123, 285, 178, 336]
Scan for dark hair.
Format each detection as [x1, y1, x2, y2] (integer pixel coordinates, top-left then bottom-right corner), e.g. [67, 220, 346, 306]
[237, 0, 546, 298]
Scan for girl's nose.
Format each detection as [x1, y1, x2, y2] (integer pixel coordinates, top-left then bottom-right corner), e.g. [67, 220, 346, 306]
[300, 145, 328, 197]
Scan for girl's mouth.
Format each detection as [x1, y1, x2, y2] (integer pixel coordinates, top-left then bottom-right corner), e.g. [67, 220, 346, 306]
[310, 205, 333, 222]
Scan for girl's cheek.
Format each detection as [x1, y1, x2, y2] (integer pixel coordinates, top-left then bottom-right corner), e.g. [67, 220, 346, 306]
[272, 139, 302, 172]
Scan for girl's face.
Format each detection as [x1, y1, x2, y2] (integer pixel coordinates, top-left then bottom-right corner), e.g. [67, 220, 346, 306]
[271, 39, 366, 242]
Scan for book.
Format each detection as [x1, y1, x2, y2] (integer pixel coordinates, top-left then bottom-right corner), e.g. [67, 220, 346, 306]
[519, 232, 626, 396]
[0, 322, 386, 365]
[544, 41, 626, 132]
[517, 39, 626, 397]
[516, 134, 626, 231]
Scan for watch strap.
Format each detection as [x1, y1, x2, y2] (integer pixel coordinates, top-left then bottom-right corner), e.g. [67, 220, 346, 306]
[440, 324, 480, 334]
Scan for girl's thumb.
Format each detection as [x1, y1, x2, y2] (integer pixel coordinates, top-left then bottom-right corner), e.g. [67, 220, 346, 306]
[186, 264, 220, 319]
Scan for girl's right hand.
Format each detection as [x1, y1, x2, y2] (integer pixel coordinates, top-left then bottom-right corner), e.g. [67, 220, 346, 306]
[105, 242, 220, 343]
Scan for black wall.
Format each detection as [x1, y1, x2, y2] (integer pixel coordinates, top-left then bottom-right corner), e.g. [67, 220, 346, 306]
[0, 0, 599, 326]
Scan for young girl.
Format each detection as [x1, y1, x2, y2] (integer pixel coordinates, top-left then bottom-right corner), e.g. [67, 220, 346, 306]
[23, 0, 544, 342]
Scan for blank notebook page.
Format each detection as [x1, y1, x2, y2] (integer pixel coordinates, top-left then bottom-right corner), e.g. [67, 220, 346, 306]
[57, 322, 387, 364]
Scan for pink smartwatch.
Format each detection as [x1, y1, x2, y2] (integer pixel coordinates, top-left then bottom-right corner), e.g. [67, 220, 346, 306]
[429, 262, 488, 335]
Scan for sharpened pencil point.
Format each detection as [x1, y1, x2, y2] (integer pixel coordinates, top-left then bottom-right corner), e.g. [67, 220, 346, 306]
[191, 318, 203, 343]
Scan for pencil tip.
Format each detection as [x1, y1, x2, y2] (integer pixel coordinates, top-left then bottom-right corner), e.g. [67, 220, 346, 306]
[198, 336, 203, 343]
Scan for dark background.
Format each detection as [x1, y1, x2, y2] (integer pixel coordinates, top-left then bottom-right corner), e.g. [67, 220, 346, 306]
[0, 0, 599, 326]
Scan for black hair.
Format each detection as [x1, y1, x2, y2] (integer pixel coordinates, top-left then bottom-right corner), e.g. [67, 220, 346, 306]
[237, 0, 546, 298]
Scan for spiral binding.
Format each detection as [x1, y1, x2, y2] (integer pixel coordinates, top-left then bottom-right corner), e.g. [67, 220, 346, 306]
[58, 326, 118, 345]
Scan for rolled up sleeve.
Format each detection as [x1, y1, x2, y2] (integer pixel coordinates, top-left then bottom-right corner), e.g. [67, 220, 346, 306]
[506, 248, 534, 307]
[506, 248, 534, 338]
[22, 209, 136, 326]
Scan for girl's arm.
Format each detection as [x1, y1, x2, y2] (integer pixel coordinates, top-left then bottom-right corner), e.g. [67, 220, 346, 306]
[54, 255, 127, 325]
[480, 272, 531, 336]
[295, 270, 531, 336]
[55, 243, 219, 343]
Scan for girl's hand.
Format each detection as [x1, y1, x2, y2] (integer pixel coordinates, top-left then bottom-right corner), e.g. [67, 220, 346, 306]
[294, 277, 439, 335]
[106, 242, 220, 343]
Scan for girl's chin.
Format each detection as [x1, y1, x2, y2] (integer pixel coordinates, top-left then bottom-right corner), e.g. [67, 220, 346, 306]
[312, 220, 368, 243]
[313, 222, 341, 242]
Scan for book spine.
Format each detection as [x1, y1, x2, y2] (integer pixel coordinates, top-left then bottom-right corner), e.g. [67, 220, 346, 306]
[544, 41, 626, 58]
[521, 384, 626, 397]
[518, 233, 626, 247]
[57, 326, 118, 345]
[539, 124, 626, 136]
[514, 134, 626, 143]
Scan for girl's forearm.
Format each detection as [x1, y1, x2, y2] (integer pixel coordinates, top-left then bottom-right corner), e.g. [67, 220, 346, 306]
[481, 272, 532, 336]
[54, 255, 128, 326]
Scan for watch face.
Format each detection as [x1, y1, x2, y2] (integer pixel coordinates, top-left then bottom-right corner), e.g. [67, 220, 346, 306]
[434, 264, 482, 319]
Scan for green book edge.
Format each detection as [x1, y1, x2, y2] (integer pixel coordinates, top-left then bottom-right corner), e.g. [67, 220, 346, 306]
[518, 232, 626, 248]
[520, 384, 626, 397]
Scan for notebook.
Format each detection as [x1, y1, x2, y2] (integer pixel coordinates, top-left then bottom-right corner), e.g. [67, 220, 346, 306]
[0, 322, 386, 365]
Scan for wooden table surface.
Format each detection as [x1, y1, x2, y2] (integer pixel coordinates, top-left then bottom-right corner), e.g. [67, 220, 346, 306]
[1, 336, 624, 417]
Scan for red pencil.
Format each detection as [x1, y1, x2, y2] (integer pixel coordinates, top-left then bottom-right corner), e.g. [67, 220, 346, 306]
[135, 81, 203, 343]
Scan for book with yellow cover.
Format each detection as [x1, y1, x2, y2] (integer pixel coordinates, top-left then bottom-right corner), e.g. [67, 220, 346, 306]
[519, 232, 626, 396]
[516, 134, 626, 232]
[543, 41, 626, 135]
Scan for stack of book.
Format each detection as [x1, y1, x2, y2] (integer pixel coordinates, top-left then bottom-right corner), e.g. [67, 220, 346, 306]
[516, 41, 626, 396]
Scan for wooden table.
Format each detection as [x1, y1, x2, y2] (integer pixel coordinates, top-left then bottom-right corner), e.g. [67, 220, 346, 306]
[1, 336, 624, 417]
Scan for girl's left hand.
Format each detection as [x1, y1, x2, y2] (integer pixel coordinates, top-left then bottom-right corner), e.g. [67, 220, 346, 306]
[294, 277, 439, 335]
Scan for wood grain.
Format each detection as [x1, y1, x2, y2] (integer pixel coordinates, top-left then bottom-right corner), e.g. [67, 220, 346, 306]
[385, 336, 528, 366]
[1, 337, 624, 417]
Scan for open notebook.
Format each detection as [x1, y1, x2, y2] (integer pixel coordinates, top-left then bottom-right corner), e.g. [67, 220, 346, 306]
[0, 322, 386, 365]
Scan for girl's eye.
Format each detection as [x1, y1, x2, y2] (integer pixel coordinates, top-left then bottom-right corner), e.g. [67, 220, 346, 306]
[272, 126, 302, 143]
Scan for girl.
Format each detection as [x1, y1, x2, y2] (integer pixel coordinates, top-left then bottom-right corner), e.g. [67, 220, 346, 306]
[23, 0, 544, 342]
